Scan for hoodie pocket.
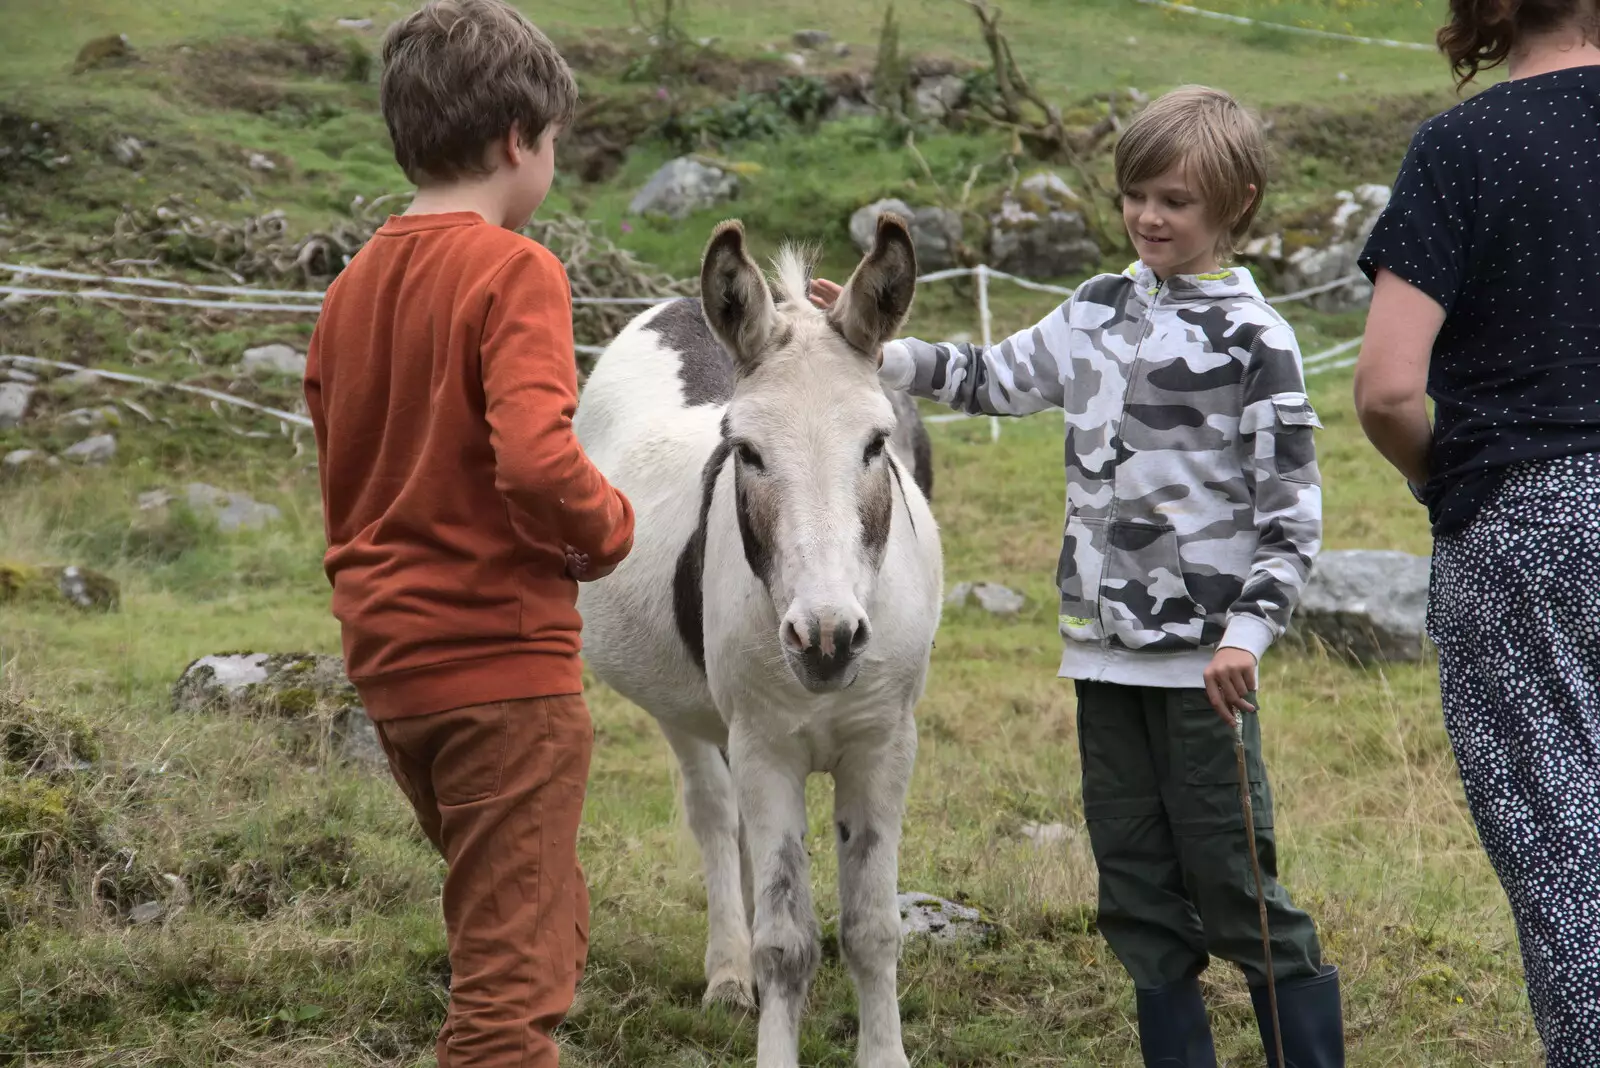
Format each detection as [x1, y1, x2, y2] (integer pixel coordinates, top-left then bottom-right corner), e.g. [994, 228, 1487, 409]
[1056, 514, 1108, 641]
[1101, 520, 1205, 650]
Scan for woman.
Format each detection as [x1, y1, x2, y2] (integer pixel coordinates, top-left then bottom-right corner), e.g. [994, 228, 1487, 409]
[1353, 0, 1600, 1059]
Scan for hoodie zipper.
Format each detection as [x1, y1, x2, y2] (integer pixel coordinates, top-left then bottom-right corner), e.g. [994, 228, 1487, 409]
[1092, 277, 1164, 646]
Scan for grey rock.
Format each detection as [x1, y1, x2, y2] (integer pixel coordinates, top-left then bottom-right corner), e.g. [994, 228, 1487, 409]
[898, 892, 994, 944]
[989, 173, 1101, 279]
[827, 96, 878, 121]
[849, 198, 963, 271]
[109, 135, 144, 167]
[793, 29, 831, 49]
[247, 152, 276, 172]
[240, 343, 306, 378]
[1289, 549, 1431, 663]
[64, 370, 102, 388]
[0, 382, 35, 429]
[55, 565, 119, 610]
[784, 52, 808, 70]
[1020, 821, 1072, 847]
[58, 405, 121, 429]
[974, 583, 1026, 616]
[1241, 184, 1390, 312]
[336, 16, 374, 29]
[185, 482, 283, 532]
[947, 582, 1025, 616]
[912, 74, 966, 120]
[3, 449, 41, 468]
[172, 652, 382, 767]
[7, 369, 39, 384]
[63, 434, 116, 465]
[835, 43, 853, 58]
[0, 565, 121, 612]
[851, 198, 914, 249]
[137, 489, 175, 511]
[628, 158, 739, 220]
[128, 901, 165, 925]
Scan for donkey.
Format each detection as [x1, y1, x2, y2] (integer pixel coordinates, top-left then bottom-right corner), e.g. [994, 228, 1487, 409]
[574, 216, 943, 1068]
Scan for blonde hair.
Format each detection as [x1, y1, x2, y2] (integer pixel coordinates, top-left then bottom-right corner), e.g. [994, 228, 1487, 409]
[1114, 86, 1268, 259]
[380, 0, 578, 185]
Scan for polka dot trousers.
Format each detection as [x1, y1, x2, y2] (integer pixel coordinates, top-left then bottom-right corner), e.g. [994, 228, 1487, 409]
[1430, 451, 1600, 1066]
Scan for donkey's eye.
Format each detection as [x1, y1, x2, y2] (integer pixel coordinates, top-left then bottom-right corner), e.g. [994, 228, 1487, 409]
[863, 434, 888, 465]
[736, 443, 765, 471]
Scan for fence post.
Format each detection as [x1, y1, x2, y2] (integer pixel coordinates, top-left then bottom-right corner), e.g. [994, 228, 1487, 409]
[976, 264, 999, 442]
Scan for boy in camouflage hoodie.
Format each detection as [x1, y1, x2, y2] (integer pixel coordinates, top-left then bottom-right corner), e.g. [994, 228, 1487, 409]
[815, 86, 1341, 1067]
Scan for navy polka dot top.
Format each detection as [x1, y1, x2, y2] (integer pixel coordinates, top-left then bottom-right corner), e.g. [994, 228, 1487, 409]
[1359, 65, 1600, 537]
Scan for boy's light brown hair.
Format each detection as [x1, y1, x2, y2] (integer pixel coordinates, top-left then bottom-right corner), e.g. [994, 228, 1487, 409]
[1114, 86, 1268, 259]
[380, 0, 578, 185]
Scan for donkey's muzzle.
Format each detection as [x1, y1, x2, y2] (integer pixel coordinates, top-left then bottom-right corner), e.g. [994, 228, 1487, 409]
[782, 613, 871, 691]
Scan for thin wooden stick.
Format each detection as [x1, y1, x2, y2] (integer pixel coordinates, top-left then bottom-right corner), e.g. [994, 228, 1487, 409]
[1235, 717, 1286, 1067]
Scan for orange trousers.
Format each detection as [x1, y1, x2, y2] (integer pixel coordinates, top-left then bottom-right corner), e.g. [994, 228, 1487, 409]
[375, 695, 593, 1068]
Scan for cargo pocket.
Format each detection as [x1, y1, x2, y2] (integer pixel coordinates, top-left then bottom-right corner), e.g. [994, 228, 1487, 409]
[1102, 520, 1204, 650]
[1269, 394, 1322, 486]
[1056, 514, 1108, 641]
[1170, 690, 1271, 834]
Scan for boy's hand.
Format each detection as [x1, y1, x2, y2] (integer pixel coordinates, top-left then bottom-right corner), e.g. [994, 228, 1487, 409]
[809, 278, 843, 311]
[1203, 647, 1259, 728]
[564, 545, 616, 582]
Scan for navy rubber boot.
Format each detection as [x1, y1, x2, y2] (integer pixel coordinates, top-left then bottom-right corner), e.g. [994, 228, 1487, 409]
[1135, 976, 1218, 1067]
[1252, 964, 1345, 1068]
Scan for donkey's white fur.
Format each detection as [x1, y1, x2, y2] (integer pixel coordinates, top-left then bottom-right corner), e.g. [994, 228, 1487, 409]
[575, 223, 941, 1068]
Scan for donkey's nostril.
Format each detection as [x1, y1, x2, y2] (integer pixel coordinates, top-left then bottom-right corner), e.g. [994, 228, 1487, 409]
[782, 620, 809, 653]
[849, 620, 872, 654]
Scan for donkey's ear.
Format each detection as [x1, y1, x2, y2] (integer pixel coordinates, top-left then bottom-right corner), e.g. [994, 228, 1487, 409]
[829, 213, 917, 356]
[700, 220, 777, 374]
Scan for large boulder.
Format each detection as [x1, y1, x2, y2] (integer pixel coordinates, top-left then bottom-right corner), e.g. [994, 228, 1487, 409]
[1289, 549, 1431, 663]
[172, 653, 383, 767]
[1240, 184, 1390, 312]
[0, 562, 119, 612]
[849, 198, 963, 272]
[988, 173, 1100, 279]
[628, 158, 738, 220]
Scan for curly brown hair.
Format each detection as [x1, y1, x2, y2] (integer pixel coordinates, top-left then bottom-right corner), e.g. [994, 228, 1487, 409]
[1438, 0, 1600, 87]
[380, 0, 578, 185]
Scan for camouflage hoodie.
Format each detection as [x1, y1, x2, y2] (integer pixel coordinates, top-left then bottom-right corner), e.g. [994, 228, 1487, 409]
[880, 263, 1322, 688]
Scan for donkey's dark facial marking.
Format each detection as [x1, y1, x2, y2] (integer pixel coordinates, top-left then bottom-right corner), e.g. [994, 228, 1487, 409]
[646, 299, 734, 407]
[672, 418, 735, 673]
[859, 463, 893, 568]
[735, 463, 778, 587]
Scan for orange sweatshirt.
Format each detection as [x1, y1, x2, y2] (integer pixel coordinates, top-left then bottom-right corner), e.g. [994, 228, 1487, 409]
[304, 212, 634, 720]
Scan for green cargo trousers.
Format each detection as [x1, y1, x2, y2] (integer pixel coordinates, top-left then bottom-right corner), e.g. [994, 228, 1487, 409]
[1075, 679, 1323, 989]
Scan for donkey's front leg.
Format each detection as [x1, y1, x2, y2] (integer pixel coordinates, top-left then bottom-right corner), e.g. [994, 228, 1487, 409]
[834, 715, 917, 1068]
[730, 726, 818, 1068]
[661, 724, 753, 1008]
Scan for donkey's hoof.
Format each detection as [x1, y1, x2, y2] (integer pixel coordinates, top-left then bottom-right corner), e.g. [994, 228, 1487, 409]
[703, 972, 756, 1011]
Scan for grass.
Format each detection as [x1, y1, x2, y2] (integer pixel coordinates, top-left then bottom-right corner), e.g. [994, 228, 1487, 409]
[0, 0, 1543, 1063]
[0, 356, 1542, 1066]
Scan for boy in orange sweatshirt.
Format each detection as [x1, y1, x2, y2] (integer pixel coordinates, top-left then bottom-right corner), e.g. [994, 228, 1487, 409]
[302, 2, 634, 1064]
